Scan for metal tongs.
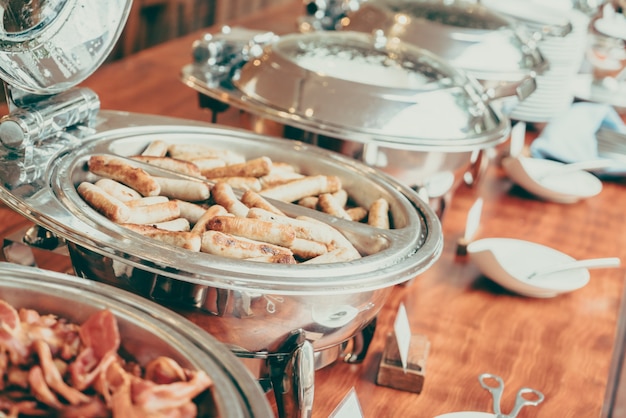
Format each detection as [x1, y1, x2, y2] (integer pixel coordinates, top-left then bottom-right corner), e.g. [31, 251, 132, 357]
[478, 373, 545, 418]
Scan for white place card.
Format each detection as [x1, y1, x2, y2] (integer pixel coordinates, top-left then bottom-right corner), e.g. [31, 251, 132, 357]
[330, 387, 364, 418]
[394, 302, 411, 372]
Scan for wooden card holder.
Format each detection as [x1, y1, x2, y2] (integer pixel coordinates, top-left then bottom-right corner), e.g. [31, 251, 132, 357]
[376, 332, 430, 393]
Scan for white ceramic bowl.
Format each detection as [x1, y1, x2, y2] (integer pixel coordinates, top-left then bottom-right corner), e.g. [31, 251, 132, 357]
[466, 238, 590, 298]
[502, 156, 603, 203]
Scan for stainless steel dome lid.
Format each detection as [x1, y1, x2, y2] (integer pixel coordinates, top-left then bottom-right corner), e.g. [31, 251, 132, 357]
[0, 262, 273, 418]
[0, 0, 131, 95]
[234, 30, 508, 150]
[0, 111, 442, 295]
[183, 30, 510, 152]
[340, 0, 549, 86]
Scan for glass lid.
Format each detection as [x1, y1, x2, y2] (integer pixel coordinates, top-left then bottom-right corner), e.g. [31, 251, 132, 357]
[231, 31, 509, 150]
[0, 0, 131, 94]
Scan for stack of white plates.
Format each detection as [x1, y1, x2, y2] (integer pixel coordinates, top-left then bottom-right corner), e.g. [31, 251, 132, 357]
[573, 6, 626, 109]
[484, 0, 590, 123]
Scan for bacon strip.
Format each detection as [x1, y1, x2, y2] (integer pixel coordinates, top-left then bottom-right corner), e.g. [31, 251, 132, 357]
[0, 302, 213, 417]
[0, 300, 28, 364]
[33, 340, 90, 405]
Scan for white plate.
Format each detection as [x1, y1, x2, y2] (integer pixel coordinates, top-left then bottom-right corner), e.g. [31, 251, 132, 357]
[467, 238, 590, 298]
[595, 17, 626, 40]
[502, 156, 603, 203]
[435, 413, 494, 418]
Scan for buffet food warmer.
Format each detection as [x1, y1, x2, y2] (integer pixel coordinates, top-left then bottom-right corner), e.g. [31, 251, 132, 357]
[181, 26, 511, 217]
[0, 262, 273, 417]
[337, 0, 548, 101]
[0, 1, 443, 417]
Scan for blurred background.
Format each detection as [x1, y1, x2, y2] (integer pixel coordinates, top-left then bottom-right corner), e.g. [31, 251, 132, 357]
[108, 0, 293, 60]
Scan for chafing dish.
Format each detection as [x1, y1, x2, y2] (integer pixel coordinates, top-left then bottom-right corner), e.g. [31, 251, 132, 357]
[338, 0, 547, 101]
[0, 262, 273, 417]
[182, 28, 511, 217]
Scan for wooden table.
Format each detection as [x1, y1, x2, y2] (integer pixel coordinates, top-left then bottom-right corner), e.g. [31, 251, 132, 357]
[2, 1, 626, 417]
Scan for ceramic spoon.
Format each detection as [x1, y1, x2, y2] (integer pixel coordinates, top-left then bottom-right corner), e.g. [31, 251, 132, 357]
[527, 257, 621, 279]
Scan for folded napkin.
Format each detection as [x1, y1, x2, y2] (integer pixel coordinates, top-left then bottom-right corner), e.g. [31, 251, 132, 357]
[530, 102, 626, 164]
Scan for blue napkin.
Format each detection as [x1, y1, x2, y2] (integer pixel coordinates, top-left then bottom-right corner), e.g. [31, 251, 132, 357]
[530, 102, 626, 164]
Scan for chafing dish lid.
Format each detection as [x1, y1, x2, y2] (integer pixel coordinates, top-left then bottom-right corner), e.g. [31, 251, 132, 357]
[230, 31, 509, 150]
[341, 0, 548, 81]
[0, 0, 131, 95]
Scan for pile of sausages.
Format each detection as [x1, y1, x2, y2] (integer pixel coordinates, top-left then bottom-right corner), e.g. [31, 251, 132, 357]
[76, 140, 391, 264]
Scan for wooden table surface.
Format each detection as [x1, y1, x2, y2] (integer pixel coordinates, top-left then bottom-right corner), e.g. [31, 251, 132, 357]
[2, 2, 626, 417]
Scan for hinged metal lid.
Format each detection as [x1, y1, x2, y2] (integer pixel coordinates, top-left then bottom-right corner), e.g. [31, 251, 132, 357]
[182, 30, 510, 151]
[0, 0, 131, 147]
[0, 0, 130, 94]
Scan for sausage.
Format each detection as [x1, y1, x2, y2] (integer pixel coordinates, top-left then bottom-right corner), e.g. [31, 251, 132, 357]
[167, 144, 245, 165]
[191, 205, 231, 234]
[207, 216, 296, 247]
[126, 200, 181, 225]
[260, 175, 341, 202]
[88, 155, 160, 197]
[208, 177, 262, 192]
[318, 193, 352, 221]
[201, 156, 273, 179]
[247, 208, 334, 245]
[125, 196, 169, 208]
[289, 238, 328, 259]
[141, 140, 169, 157]
[241, 190, 285, 216]
[131, 155, 202, 177]
[77, 182, 130, 223]
[123, 224, 201, 251]
[94, 178, 141, 202]
[153, 177, 211, 202]
[368, 198, 390, 229]
[211, 182, 249, 217]
[201, 231, 293, 259]
[175, 200, 209, 224]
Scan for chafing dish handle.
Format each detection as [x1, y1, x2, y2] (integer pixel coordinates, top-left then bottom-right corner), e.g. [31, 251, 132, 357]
[269, 329, 315, 418]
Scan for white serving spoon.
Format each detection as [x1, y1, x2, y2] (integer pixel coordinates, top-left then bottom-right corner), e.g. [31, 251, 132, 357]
[527, 257, 621, 279]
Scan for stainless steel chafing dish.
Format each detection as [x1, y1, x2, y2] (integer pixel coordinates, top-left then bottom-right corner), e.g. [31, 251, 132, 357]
[181, 28, 511, 217]
[337, 0, 548, 101]
[0, 1, 443, 417]
[0, 262, 273, 418]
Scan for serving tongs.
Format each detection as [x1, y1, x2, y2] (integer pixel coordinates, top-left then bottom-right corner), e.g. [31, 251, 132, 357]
[82, 152, 423, 259]
[479, 373, 544, 418]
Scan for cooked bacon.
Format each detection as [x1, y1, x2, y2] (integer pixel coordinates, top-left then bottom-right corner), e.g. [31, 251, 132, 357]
[0, 300, 29, 364]
[7, 365, 29, 389]
[145, 356, 187, 384]
[70, 349, 118, 392]
[60, 396, 109, 418]
[28, 365, 63, 409]
[134, 370, 213, 412]
[0, 397, 47, 417]
[108, 361, 144, 418]
[79, 310, 120, 359]
[0, 301, 213, 418]
[33, 339, 91, 405]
